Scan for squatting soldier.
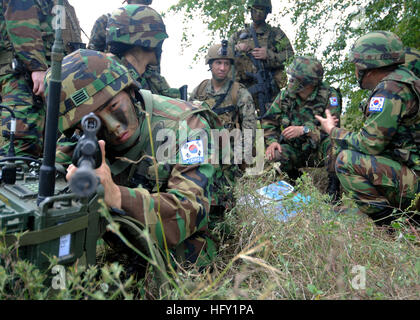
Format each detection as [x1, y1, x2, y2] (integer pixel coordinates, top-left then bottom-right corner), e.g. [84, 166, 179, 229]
[263, 56, 342, 201]
[0, 0, 82, 158]
[316, 31, 420, 226]
[190, 42, 257, 212]
[50, 49, 219, 268]
[88, 0, 152, 52]
[106, 4, 183, 99]
[229, 0, 294, 115]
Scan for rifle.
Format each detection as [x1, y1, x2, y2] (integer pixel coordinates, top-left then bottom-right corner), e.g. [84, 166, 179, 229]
[179, 85, 188, 101]
[69, 113, 102, 198]
[244, 25, 275, 118]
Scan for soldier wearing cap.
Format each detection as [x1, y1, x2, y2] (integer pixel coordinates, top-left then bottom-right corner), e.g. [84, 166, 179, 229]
[88, 0, 152, 52]
[316, 31, 420, 225]
[190, 42, 257, 212]
[229, 0, 294, 112]
[262, 56, 342, 201]
[105, 4, 183, 99]
[49, 49, 219, 268]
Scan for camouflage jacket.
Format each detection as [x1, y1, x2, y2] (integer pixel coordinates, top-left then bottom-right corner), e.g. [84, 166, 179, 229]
[262, 82, 342, 152]
[2, 0, 80, 73]
[229, 22, 294, 91]
[0, 7, 14, 75]
[189, 78, 257, 132]
[2, 0, 55, 72]
[58, 90, 220, 250]
[331, 66, 420, 172]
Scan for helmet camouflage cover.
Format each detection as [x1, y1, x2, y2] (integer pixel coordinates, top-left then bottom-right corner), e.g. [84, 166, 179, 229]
[107, 4, 168, 49]
[249, 0, 272, 13]
[286, 56, 324, 85]
[45, 49, 138, 134]
[205, 42, 235, 65]
[123, 0, 152, 4]
[349, 31, 405, 71]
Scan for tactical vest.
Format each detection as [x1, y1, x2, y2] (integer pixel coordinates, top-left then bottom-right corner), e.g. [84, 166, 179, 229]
[373, 67, 420, 170]
[234, 24, 287, 90]
[109, 89, 221, 192]
[194, 79, 241, 130]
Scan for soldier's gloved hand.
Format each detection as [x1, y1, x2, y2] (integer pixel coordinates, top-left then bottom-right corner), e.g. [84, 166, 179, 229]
[251, 47, 267, 60]
[282, 126, 304, 140]
[31, 70, 46, 96]
[266, 142, 282, 161]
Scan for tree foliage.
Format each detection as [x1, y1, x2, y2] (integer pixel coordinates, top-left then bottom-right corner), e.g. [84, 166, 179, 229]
[169, 0, 420, 121]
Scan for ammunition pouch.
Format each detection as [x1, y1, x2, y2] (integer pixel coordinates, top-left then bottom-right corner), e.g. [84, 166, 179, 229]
[0, 51, 14, 76]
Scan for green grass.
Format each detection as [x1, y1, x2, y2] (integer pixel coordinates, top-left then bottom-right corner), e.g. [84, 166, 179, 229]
[1, 167, 419, 300]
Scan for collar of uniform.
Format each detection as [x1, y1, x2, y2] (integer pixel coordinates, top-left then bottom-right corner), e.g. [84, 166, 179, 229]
[249, 22, 269, 35]
[209, 78, 232, 96]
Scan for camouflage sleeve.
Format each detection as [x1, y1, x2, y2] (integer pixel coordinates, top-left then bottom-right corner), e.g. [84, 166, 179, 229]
[266, 27, 294, 70]
[330, 83, 405, 155]
[144, 67, 181, 99]
[4, 0, 51, 71]
[117, 115, 215, 249]
[327, 87, 342, 122]
[238, 87, 257, 131]
[188, 85, 200, 102]
[261, 92, 283, 145]
[87, 14, 108, 52]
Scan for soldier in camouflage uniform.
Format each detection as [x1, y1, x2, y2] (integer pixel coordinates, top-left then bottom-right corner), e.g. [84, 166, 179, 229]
[87, 0, 152, 52]
[262, 56, 342, 200]
[106, 4, 184, 99]
[190, 43, 257, 212]
[0, 0, 82, 158]
[316, 31, 420, 226]
[49, 49, 218, 268]
[229, 0, 294, 113]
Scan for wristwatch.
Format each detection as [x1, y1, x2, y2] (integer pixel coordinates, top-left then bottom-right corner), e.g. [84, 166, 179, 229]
[303, 126, 310, 135]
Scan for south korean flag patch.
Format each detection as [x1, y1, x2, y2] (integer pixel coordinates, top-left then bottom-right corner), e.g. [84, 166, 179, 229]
[329, 97, 339, 106]
[180, 139, 204, 164]
[368, 97, 385, 112]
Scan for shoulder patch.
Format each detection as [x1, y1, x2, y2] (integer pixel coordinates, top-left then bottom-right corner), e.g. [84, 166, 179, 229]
[180, 139, 205, 164]
[329, 96, 339, 106]
[368, 97, 385, 112]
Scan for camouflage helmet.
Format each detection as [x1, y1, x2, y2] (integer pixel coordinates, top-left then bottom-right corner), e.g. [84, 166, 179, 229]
[205, 42, 235, 65]
[249, 0, 272, 13]
[286, 56, 324, 86]
[349, 31, 405, 71]
[123, 0, 152, 4]
[45, 49, 138, 135]
[107, 5, 168, 50]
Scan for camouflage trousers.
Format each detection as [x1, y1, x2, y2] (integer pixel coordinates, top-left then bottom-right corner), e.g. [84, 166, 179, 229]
[0, 73, 45, 158]
[335, 150, 420, 219]
[173, 231, 217, 269]
[274, 137, 335, 174]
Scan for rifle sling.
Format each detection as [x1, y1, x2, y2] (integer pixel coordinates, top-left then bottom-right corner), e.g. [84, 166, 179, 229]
[212, 80, 234, 110]
[3, 214, 89, 247]
[213, 105, 236, 115]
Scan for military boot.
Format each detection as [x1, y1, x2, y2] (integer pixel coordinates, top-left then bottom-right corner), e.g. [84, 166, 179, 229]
[327, 172, 340, 203]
